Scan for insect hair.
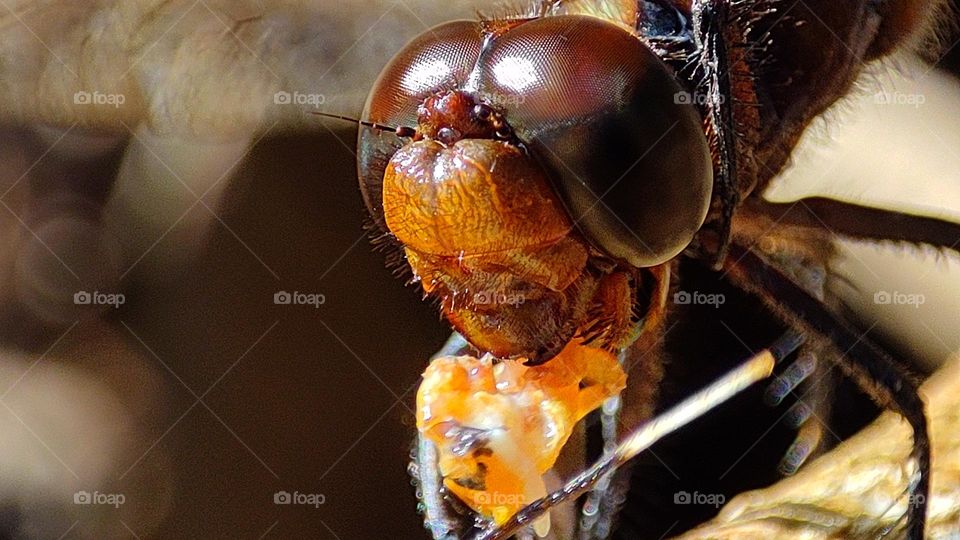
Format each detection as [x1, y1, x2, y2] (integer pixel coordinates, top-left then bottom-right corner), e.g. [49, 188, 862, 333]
[905, 0, 956, 63]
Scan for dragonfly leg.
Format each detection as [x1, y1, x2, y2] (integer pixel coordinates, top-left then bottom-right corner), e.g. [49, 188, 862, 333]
[723, 241, 930, 540]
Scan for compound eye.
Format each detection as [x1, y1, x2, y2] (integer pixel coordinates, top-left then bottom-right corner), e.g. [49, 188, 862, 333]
[471, 104, 493, 121]
[475, 16, 713, 267]
[436, 127, 461, 144]
[358, 21, 483, 231]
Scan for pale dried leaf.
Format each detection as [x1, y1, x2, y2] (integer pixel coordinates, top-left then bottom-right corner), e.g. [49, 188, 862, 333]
[676, 355, 960, 540]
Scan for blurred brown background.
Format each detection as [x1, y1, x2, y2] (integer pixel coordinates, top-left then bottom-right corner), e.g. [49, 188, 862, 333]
[0, 128, 453, 539]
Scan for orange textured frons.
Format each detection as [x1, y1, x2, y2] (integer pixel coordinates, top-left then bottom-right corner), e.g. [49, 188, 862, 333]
[382, 138, 573, 256]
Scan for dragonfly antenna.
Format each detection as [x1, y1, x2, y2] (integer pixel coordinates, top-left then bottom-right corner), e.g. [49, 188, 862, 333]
[309, 111, 416, 138]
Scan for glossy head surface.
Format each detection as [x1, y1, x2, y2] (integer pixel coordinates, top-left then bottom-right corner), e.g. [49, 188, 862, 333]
[359, 15, 712, 267]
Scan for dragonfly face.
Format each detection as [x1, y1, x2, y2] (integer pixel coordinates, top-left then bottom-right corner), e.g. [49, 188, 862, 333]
[350, 0, 955, 538]
[358, 15, 711, 362]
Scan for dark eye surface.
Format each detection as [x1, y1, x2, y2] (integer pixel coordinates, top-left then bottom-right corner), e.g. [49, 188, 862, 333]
[359, 15, 712, 267]
[473, 16, 712, 267]
[358, 21, 483, 230]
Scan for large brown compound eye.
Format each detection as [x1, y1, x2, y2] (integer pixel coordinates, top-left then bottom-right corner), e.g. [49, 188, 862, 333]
[357, 21, 483, 232]
[474, 15, 713, 267]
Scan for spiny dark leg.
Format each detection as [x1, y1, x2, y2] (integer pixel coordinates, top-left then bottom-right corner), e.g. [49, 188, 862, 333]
[413, 437, 475, 540]
[745, 197, 960, 253]
[689, 0, 740, 269]
[723, 241, 930, 540]
[765, 348, 829, 475]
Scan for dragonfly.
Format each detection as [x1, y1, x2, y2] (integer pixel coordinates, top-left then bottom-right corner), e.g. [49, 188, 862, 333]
[331, 0, 959, 538]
